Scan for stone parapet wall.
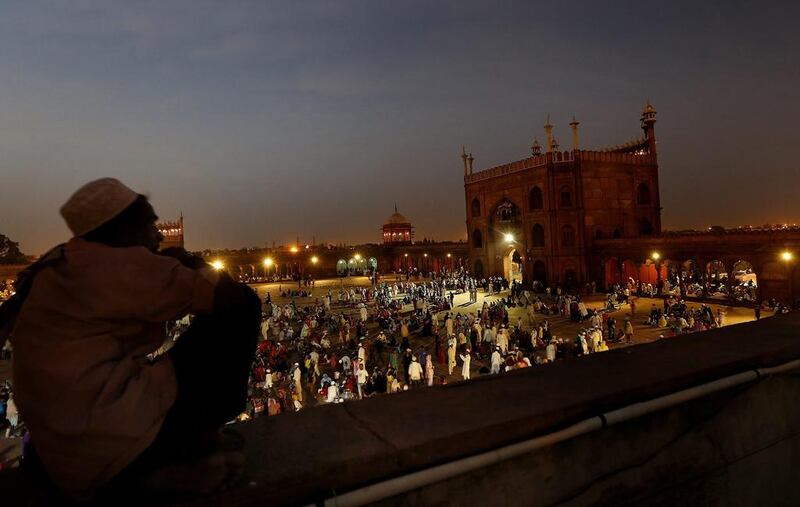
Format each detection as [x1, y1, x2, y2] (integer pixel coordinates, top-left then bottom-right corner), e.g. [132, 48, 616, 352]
[4, 313, 800, 506]
[191, 314, 800, 505]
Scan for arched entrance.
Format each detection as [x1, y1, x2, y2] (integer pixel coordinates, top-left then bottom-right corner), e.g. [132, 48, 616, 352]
[732, 260, 757, 303]
[532, 260, 547, 291]
[473, 259, 484, 278]
[604, 258, 622, 288]
[564, 268, 577, 290]
[622, 259, 638, 284]
[706, 260, 728, 300]
[503, 249, 523, 283]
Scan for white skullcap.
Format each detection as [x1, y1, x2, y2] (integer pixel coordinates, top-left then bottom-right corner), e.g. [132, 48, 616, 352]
[60, 178, 139, 236]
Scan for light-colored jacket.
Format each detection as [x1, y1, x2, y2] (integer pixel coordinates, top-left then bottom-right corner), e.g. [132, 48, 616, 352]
[11, 238, 218, 499]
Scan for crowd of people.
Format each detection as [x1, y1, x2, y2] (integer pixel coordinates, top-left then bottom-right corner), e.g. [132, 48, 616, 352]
[235, 269, 629, 420]
[0, 267, 789, 436]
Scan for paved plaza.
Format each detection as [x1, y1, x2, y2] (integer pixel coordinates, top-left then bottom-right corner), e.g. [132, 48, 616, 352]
[248, 275, 769, 386]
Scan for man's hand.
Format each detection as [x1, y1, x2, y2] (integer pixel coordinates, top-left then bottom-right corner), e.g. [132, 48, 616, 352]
[160, 247, 208, 270]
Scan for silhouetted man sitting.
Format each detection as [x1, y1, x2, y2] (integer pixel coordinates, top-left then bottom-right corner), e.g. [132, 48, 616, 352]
[3, 178, 260, 502]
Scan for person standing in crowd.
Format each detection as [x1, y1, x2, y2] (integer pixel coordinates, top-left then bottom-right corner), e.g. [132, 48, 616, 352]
[356, 363, 369, 399]
[624, 317, 634, 344]
[425, 355, 435, 387]
[490, 347, 502, 375]
[447, 335, 457, 375]
[460, 349, 471, 380]
[408, 356, 423, 388]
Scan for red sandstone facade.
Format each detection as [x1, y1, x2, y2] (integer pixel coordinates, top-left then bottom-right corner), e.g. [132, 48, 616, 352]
[464, 105, 660, 288]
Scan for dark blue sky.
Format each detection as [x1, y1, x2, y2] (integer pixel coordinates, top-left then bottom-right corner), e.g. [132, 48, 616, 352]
[1, 1, 799, 253]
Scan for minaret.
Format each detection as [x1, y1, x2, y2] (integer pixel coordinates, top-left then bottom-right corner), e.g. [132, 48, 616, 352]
[467, 152, 474, 173]
[531, 138, 542, 156]
[569, 116, 580, 150]
[640, 101, 657, 156]
[544, 115, 554, 152]
[461, 146, 469, 176]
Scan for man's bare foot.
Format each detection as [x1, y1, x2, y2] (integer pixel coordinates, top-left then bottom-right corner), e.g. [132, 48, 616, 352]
[141, 450, 245, 495]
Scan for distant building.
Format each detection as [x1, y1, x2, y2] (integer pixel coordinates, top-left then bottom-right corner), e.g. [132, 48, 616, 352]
[382, 205, 414, 245]
[462, 103, 800, 306]
[464, 104, 660, 287]
[157, 215, 184, 250]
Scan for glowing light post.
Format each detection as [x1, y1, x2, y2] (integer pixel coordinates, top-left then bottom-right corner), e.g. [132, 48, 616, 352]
[504, 233, 516, 281]
[211, 260, 225, 271]
[263, 257, 273, 280]
[651, 251, 661, 295]
[782, 250, 794, 308]
[310, 255, 319, 283]
[354, 253, 362, 277]
[290, 245, 298, 281]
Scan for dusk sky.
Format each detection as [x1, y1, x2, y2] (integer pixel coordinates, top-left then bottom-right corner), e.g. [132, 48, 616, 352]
[1, 1, 799, 254]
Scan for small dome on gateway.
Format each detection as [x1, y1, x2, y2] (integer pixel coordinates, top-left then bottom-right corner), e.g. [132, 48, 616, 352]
[382, 204, 414, 244]
[385, 212, 410, 225]
[385, 204, 411, 225]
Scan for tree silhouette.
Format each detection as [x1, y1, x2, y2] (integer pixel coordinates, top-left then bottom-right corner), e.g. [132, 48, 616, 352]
[0, 234, 26, 264]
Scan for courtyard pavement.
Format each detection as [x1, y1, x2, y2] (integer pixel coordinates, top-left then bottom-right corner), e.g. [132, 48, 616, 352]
[248, 276, 770, 384]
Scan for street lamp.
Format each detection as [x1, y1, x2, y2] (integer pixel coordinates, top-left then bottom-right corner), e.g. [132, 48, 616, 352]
[354, 253, 362, 261]
[311, 256, 318, 265]
[263, 257, 273, 279]
[290, 246, 299, 253]
[211, 260, 224, 271]
[782, 250, 795, 308]
[651, 252, 661, 295]
[504, 233, 514, 243]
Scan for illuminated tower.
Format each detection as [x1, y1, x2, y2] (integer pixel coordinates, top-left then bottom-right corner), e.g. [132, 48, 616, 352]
[640, 101, 657, 155]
